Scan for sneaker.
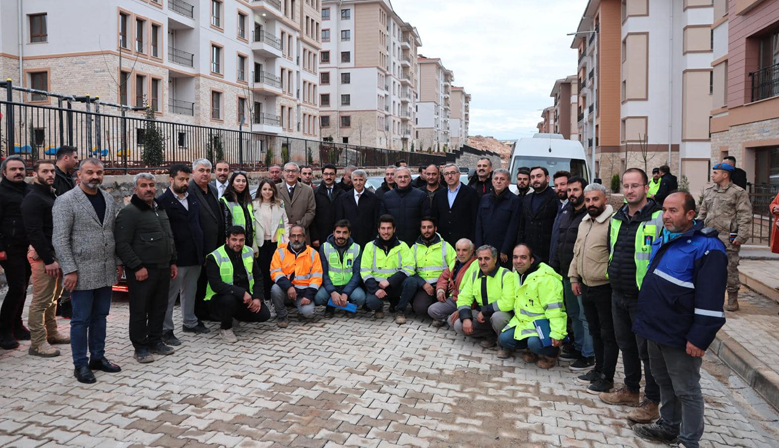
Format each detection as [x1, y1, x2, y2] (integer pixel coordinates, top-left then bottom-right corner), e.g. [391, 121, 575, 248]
[569, 356, 595, 371]
[394, 313, 406, 325]
[522, 352, 539, 364]
[587, 377, 614, 394]
[497, 348, 513, 359]
[628, 398, 660, 423]
[374, 311, 385, 319]
[577, 370, 601, 384]
[325, 307, 335, 318]
[266, 300, 277, 318]
[162, 331, 181, 346]
[149, 343, 175, 356]
[558, 347, 580, 362]
[134, 349, 154, 363]
[47, 332, 70, 345]
[599, 385, 640, 407]
[183, 322, 210, 334]
[220, 328, 238, 343]
[28, 342, 60, 358]
[536, 354, 558, 369]
[431, 320, 447, 328]
[633, 422, 678, 444]
[480, 339, 497, 349]
[277, 319, 289, 328]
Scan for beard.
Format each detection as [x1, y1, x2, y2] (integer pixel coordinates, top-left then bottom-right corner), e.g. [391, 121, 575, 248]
[570, 195, 584, 207]
[173, 183, 188, 194]
[290, 240, 305, 251]
[587, 206, 603, 217]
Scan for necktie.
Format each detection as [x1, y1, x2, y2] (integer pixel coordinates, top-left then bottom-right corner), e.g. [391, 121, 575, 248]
[355, 192, 361, 205]
[327, 188, 332, 201]
[289, 185, 295, 199]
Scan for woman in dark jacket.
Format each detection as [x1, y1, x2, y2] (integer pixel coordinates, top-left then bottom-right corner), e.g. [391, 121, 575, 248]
[219, 172, 254, 244]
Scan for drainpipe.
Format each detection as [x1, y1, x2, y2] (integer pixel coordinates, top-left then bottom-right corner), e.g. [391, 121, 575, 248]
[668, 1, 674, 165]
[18, 0, 24, 102]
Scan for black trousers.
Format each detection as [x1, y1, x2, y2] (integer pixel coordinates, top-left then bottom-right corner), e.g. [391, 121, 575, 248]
[581, 283, 618, 381]
[612, 289, 660, 402]
[127, 267, 170, 350]
[208, 293, 271, 329]
[0, 251, 32, 336]
[195, 266, 211, 321]
[258, 241, 277, 303]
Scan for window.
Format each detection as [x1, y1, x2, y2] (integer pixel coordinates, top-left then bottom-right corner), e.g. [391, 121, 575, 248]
[341, 51, 350, 63]
[341, 30, 350, 41]
[238, 55, 246, 81]
[341, 73, 350, 84]
[211, 45, 221, 74]
[709, 71, 714, 95]
[211, 90, 222, 120]
[177, 132, 187, 148]
[321, 51, 330, 63]
[151, 24, 161, 58]
[322, 29, 330, 42]
[321, 116, 330, 127]
[211, 0, 222, 28]
[151, 78, 161, 112]
[321, 94, 330, 106]
[119, 12, 129, 49]
[29, 14, 47, 43]
[29, 71, 48, 102]
[135, 74, 146, 107]
[340, 115, 351, 127]
[341, 94, 350, 105]
[341, 9, 350, 19]
[238, 13, 246, 39]
[238, 97, 247, 124]
[320, 72, 330, 84]
[322, 8, 330, 20]
[120, 71, 130, 105]
[135, 18, 145, 53]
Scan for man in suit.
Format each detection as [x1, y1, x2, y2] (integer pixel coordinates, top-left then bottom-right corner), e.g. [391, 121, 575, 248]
[53, 146, 79, 319]
[335, 169, 384, 247]
[276, 162, 316, 237]
[383, 167, 430, 245]
[311, 164, 345, 249]
[52, 158, 123, 384]
[432, 163, 479, 247]
[211, 161, 230, 199]
[516, 166, 558, 264]
[189, 158, 225, 321]
[158, 165, 207, 346]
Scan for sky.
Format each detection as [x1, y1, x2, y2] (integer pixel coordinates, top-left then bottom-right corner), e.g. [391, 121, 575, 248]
[391, 0, 584, 141]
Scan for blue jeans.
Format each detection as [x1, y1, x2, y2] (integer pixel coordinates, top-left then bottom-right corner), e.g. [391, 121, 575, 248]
[314, 286, 367, 308]
[498, 327, 559, 357]
[70, 287, 112, 368]
[563, 278, 594, 357]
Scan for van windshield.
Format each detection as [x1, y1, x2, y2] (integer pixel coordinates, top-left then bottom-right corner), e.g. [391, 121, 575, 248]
[511, 156, 589, 183]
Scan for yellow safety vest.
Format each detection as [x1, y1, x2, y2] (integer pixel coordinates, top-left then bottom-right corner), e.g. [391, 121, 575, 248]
[608, 210, 663, 290]
[322, 241, 360, 286]
[647, 180, 661, 198]
[204, 245, 255, 301]
[220, 197, 255, 230]
[360, 240, 414, 282]
[412, 235, 455, 282]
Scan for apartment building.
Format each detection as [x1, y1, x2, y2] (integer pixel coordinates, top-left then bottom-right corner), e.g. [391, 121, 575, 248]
[417, 57, 453, 152]
[0, 0, 321, 140]
[318, 0, 421, 151]
[449, 86, 470, 149]
[537, 106, 555, 134]
[550, 75, 579, 140]
[710, 0, 779, 190]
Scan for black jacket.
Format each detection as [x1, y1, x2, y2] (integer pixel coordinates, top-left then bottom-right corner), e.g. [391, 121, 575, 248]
[335, 189, 385, 247]
[336, 178, 352, 192]
[158, 188, 204, 267]
[21, 182, 57, 265]
[189, 180, 225, 255]
[475, 188, 520, 256]
[382, 184, 430, 245]
[732, 167, 747, 190]
[375, 181, 394, 199]
[431, 183, 479, 247]
[0, 177, 31, 254]
[607, 200, 661, 295]
[114, 195, 177, 271]
[53, 165, 75, 196]
[550, 202, 587, 275]
[411, 175, 426, 189]
[205, 245, 264, 300]
[419, 183, 445, 207]
[654, 173, 678, 205]
[468, 173, 494, 199]
[311, 182, 345, 245]
[516, 187, 558, 263]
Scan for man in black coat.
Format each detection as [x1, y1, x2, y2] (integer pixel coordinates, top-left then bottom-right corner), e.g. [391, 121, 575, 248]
[189, 158, 225, 321]
[383, 167, 430, 245]
[311, 164, 345, 249]
[475, 169, 519, 268]
[432, 163, 479, 247]
[158, 164, 208, 344]
[723, 156, 747, 190]
[468, 157, 494, 199]
[653, 165, 678, 206]
[53, 146, 79, 318]
[375, 165, 396, 199]
[0, 156, 32, 350]
[336, 165, 355, 192]
[335, 169, 384, 247]
[516, 166, 558, 264]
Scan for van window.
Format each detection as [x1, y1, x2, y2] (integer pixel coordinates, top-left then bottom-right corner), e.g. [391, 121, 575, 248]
[511, 156, 588, 183]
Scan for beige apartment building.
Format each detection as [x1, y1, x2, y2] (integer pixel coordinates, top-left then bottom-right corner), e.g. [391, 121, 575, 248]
[550, 75, 579, 140]
[417, 56, 453, 152]
[537, 106, 555, 134]
[449, 86, 470, 149]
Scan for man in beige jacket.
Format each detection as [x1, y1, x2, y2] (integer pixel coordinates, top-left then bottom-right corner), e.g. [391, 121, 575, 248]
[569, 183, 616, 395]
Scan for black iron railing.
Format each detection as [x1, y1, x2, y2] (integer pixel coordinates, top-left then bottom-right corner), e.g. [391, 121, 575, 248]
[253, 29, 282, 50]
[168, 46, 194, 68]
[750, 62, 779, 103]
[253, 112, 280, 126]
[169, 99, 194, 116]
[253, 71, 281, 88]
[168, 0, 194, 18]
[747, 183, 779, 245]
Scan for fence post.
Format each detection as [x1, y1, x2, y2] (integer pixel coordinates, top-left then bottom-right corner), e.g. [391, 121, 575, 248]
[57, 98, 65, 148]
[84, 95, 92, 152]
[5, 79, 14, 154]
[94, 97, 102, 156]
[121, 108, 128, 174]
[239, 125, 244, 167]
[66, 101, 73, 146]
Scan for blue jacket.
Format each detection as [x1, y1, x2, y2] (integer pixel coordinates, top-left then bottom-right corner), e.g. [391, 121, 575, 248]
[633, 221, 727, 350]
[475, 188, 520, 256]
[319, 234, 362, 296]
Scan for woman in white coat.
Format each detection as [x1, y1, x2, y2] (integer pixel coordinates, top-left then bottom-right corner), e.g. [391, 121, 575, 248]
[253, 178, 290, 308]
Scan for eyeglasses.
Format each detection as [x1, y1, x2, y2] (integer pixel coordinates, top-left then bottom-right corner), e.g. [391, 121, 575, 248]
[234, 170, 247, 175]
[284, 169, 298, 173]
[443, 171, 459, 176]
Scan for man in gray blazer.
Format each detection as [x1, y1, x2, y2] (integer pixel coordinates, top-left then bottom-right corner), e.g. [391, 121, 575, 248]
[53, 158, 123, 384]
[276, 162, 316, 239]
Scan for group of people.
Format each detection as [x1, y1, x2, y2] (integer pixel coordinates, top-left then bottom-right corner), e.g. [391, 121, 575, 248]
[0, 148, 755, 448]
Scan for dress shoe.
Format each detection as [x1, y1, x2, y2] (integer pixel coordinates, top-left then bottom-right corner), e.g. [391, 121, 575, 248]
[74, 366, 97, 384]
[13, 325, 31, 341]
[0, 334, 19, 350]
[183, 321, 210, 334]
[88, 357, 122, 373]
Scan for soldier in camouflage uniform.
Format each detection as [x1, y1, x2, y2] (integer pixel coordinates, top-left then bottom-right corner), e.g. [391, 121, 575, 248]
[697, 162, 752, 311]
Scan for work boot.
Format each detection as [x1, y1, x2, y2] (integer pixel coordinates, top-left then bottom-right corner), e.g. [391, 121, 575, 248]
[497, 348, 513, 359]
[47, 332, 70, 345]
[522, 352, 539, 363]
[28, 342, 60, 358]
[633, 421, 678, 444]
[725, 291, 739, 312]
[599, 385, 640, 407]
[480, 339, 497, 349]
[536, 354, 558, 369]
[431, 320, 447, 328]
[374, 311, 385, 319]
[628, 397, 660, 423]
[220, 328, 238, 343]
[394, 312, 407, 325]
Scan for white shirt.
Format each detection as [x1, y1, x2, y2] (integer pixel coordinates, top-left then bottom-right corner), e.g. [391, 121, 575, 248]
[170, 187, 189, 211]
[286, 182, 297, 196]
[353, 188, 364, 204]
[216, 180, 228, 199]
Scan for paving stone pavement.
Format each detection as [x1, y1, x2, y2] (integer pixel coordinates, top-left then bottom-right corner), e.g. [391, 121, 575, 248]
[1, 296, 778, 448]
[719, 289, 779, 381]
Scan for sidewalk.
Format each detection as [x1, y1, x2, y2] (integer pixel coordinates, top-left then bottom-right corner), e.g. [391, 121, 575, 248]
[712, 245, 779, 410]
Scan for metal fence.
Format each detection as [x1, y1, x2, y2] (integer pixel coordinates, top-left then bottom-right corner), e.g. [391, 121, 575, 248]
[747, 184, 778, 246]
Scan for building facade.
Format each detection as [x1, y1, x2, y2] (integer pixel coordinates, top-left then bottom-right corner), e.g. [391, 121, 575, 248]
[449, 86, 470, 149]
[417, 57, 453, 152]
[537, 106, 555, 134]
[550, 75, 579, 141]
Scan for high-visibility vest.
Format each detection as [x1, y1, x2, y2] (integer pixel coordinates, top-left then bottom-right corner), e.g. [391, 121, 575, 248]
[322, 241, 360, 286]
[270, 244, 323, 289]
[220, 197, 254, 230]
[360, 241, 414, 282]
[412, 235, 455, 283]
[204, 245, 255, 301]
[647, 180, 661, 198]
[608, 210, 663, 290]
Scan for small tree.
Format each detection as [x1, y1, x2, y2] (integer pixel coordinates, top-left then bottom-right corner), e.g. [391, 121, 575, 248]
[207, 133, 224, 165]
[611, 174, 621, 194]
[281, 144, 290, 164]
[29, 126, 39, 161]
[141, 108, 164, 167]
[410, 142, 415, 152]
[678, 175, 690, 193]
[306, 144, 314, 165]
[264, 145, 274, 166]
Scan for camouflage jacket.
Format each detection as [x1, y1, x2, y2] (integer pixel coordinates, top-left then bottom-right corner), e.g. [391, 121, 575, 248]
[697, 182, 752, 244]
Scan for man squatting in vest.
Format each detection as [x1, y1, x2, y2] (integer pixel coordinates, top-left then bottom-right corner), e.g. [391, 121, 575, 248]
[314, 219, 366, 317]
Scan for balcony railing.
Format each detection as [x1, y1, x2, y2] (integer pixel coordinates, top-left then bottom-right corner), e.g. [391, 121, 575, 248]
[384, 105, 389, 112]
[588, 138, 593, 148]
[589, 24, 599, 44]
[254, 71, 281, 88]
[253, 29, 282, 50]
[750, 62, 779, 103]
[578, 112, 584, 122]
[581, 78, 587, 89]
[168, 46, 194, 67]
[589, 69, 594, 80]
[168, 0, 194, 18]
[254, 0, 282, 10]
[169, 99, 194, 116]
[253, 112, 280, 126]
[588, 104, 594, 114]
[578, 50, 586, 64]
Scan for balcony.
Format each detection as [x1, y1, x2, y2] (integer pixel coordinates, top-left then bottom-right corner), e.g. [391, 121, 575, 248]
[169, 99, 194, 116]
[578, 112, 584, 122]
[750, 62, 779, 103]
[588, 104, 594, 115]
[402, 128, 411, 138]
[401, 37, 411, 49]
[401, 72, 412, 85]
[385, 84, 389, 91]
[400, 90, 411, 102]
[252, 28, 282, 58]
[588, 69, 594, 80]
[252, 112, 282, 134]
[168, 46, 194, 68]
[401, 55, 411, 67]
[578, 50, 586, 64]
[400, 109, 410, 120]
[168, 0, 194, 19]
[384, 104, 389, 112]
[589, 24, 599, 45]
[252, 71, 282, 95]
[251, 0, 283, 19]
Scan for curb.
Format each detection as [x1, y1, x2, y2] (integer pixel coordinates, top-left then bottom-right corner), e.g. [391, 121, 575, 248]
[739, 271, 779, 305]
[710, 331, 779, 411]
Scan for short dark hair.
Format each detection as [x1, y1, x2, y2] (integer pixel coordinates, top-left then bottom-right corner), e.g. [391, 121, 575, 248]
[659, 165, 671, 174]
[421, 216, 437, 227]
[517, 167, 531, 177]
[567, 176, 588, 190]
[301, 165, 312, 171]
[530, 166, 549, 177]
[553, 170, 571, 181]
[395, 159, 406, 167]
[226, 225, 246, 237]
[418, 166, 425, 173]
[724, 156, 736, 166]
[425, 164, 440, 173]
[623, 168, 649, 185]
[323, 163, 337, 173]
[33, 160, 55, 173]
[216, 160, 229, 167]
[56, 146, 77, 160]
[334, 219, 351, 231]
[169, 163, 192, 178]
[514, 243, 535, 259]
[669, 191, 696, 213]
[379, 214, 396, 227]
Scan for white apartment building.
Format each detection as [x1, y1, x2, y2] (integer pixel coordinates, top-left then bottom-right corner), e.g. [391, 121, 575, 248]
[449, 86, 470, 149]
[417, 57, 453, 152]
[0, 0, 321, 140]
[318, 0, 421, 151]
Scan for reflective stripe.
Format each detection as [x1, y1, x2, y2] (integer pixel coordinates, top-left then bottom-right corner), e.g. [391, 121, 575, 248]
[520, 329, 537, 336]
[520, 309, 544, 317]
[296, 274, 312, 280]
[278, 248, 286, 262]
[545, 302, 564, 310]
[654, 269, 695, 289]
[417, 266, 444, 271]
[694, 308, 725, 318]
[270, 268, 282, 274]
[635, 252, 652, 261]
[311, 273, 323, 278]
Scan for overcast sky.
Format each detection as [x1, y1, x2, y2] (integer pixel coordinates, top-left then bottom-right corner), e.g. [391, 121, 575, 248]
[391, 0, 583, 141]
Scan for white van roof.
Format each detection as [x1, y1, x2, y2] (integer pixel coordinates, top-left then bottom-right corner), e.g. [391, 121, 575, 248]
[513, 135, 587, 160]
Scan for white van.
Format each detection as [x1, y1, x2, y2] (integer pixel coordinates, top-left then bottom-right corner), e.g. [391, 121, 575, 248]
[508, 134, 590, 193]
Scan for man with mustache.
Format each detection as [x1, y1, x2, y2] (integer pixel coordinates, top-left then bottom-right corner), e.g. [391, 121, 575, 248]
[468, 157, 494, 199]
[314, 219, 365, 317]
[516, 166, 558, 264]
[269, 225, 323, 327]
